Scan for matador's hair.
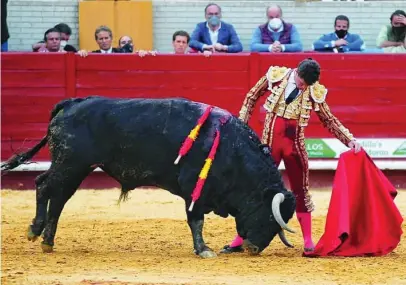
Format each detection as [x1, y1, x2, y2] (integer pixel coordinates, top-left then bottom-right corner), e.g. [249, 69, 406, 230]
[297, 58, 321, 86]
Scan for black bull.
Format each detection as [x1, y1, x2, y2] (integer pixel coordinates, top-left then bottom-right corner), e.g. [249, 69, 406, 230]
[1, 96, 296, 257]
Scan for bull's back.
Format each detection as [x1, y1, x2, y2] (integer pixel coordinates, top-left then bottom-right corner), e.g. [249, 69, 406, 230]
[48, 96, 229, 165]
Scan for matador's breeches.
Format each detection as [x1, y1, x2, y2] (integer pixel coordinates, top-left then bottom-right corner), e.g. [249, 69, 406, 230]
[262, 114, 314, 213]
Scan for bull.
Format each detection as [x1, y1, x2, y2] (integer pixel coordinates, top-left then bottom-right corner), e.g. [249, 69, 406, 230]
[1, 96, 296, 258]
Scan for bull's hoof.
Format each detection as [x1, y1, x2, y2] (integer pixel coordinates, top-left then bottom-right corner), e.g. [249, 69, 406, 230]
[198, 250, 217, 258]
[27, 226, 39, 242]
[246, 244, 260, 255]
[243, 240, 260, 255]
[41, 242, 54, 253]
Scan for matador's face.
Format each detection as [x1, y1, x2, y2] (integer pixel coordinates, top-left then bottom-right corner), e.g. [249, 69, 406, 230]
[294, 71, 308, 91]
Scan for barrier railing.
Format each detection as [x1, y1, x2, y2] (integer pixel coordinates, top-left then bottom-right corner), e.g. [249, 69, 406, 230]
[2, 52, 406, 169]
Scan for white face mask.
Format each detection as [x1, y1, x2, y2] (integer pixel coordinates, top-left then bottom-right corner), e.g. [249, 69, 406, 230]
[60, 40, 67, 48]
[268, 18, 282, 30]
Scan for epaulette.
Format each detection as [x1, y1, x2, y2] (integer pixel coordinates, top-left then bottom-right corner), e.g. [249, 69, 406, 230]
[266, 66, 290, 84]
[310, 82, 328, 103]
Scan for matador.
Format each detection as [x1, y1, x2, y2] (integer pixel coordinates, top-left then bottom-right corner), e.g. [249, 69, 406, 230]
[221, 58, 361, 253]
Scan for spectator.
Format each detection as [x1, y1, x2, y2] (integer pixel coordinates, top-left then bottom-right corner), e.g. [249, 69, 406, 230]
[118, 35, 156, 56]
[172, 30, 211, 57]
[78, 26, 122, 57]
[189, 3, 243, 54]
[33, 23, 76, 52]
[376, 10, 406, 53]
[172, 30, 190, 54]
[1, 0, 9, 52]
[312, 15, 365, 53]
[37, 28, 62, 53]
[92, 26, 122, 53]
[54, 23, 76, 52]
[118, 35, 134, 53]
[251, 5, 303, 53]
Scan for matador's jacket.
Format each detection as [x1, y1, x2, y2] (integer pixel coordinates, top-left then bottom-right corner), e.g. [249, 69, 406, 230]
[239, 66, 354, 212]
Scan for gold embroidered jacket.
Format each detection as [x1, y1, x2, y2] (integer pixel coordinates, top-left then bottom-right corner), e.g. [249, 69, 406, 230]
[238, 66, 354, 146]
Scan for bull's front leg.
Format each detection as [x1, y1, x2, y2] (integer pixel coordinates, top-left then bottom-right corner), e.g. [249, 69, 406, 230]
[186, 207, 217, 258]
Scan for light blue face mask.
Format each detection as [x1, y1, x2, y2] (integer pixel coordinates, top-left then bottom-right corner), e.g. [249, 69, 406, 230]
[208, 15, 220, 26]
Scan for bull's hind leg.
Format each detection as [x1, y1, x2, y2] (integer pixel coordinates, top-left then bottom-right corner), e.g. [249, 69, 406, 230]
[38, 166, 91, 253]
[186, 207, 217, 258]
[27, 170, 51, 241]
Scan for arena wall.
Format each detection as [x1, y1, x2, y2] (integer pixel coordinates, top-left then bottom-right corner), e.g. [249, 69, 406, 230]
[6, 0, 405, 53]
[1, 52, 406, 189]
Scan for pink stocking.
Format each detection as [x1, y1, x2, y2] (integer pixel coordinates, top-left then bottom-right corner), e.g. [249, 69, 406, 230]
[230, 234, 243, 247]
[296, 212, 315, 251]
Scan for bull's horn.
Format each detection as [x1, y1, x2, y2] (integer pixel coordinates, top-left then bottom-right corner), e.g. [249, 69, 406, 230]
[278, 230, 294, 248]
[272, 193, 295, 233]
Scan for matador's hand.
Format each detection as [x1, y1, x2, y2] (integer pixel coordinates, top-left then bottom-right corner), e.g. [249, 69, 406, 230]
[348, 140, 362, 153]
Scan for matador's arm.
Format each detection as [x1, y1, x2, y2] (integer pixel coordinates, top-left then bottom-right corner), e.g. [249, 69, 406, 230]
[311, 83, 354, 146]
[316, 102, 354, 146]
[238, 76, 268, 123]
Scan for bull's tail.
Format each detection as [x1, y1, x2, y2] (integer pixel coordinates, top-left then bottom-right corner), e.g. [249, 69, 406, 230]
[1, 136, 48, 172]
[1, 97, 88, 174]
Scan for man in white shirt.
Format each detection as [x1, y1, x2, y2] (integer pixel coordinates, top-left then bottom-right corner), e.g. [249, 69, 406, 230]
[189, 3, 243, 53]
[78, 26, 122, 57]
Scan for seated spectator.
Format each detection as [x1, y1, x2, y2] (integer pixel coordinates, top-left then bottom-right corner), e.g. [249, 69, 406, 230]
[312, 15, 365, 53]
[33, 23, 76, 52]
[119, 35, 157, 56]
[172, 30, 190, 54]
[251, 5, 302, 53]
[189, 3, 243, 53]
[36, 28, 63, 53]
[172, 30, 211, 57]
[78, 26, 122, 57]
[55, 23, 77, 52]
[376, 10, 406, 53]
[118, 35, 134, 53]
[92, 26, 122, 53]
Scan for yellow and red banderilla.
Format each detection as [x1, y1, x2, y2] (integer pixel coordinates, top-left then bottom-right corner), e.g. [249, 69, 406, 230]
[174, 105, 214, 165]
[188, 129, 220, 212]
[172, 105, 222, 212]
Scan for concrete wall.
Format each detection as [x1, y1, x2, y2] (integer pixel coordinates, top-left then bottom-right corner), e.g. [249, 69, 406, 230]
[7, 0, 79, 50]
[5, 0, 406, 52]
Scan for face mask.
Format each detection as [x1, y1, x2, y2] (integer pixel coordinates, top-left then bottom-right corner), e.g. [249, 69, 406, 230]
[121, 43, 133, 53]
[335, 29, 347, 39]
[208, 15, 220, 27]
[60, 40, 67, 48]
[268, 18, 282, 30]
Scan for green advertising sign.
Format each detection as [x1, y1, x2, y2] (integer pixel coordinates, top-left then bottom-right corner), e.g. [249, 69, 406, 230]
[305, 139, 337, 158]
[393, 142, 406, 156]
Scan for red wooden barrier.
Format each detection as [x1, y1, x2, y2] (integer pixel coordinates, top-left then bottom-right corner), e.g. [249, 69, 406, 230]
[2, 52, 406, 162]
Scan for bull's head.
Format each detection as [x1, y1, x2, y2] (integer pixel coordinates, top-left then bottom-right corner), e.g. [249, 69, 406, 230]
[238, 190, 296, 254]
[234, 139, 297, 254]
